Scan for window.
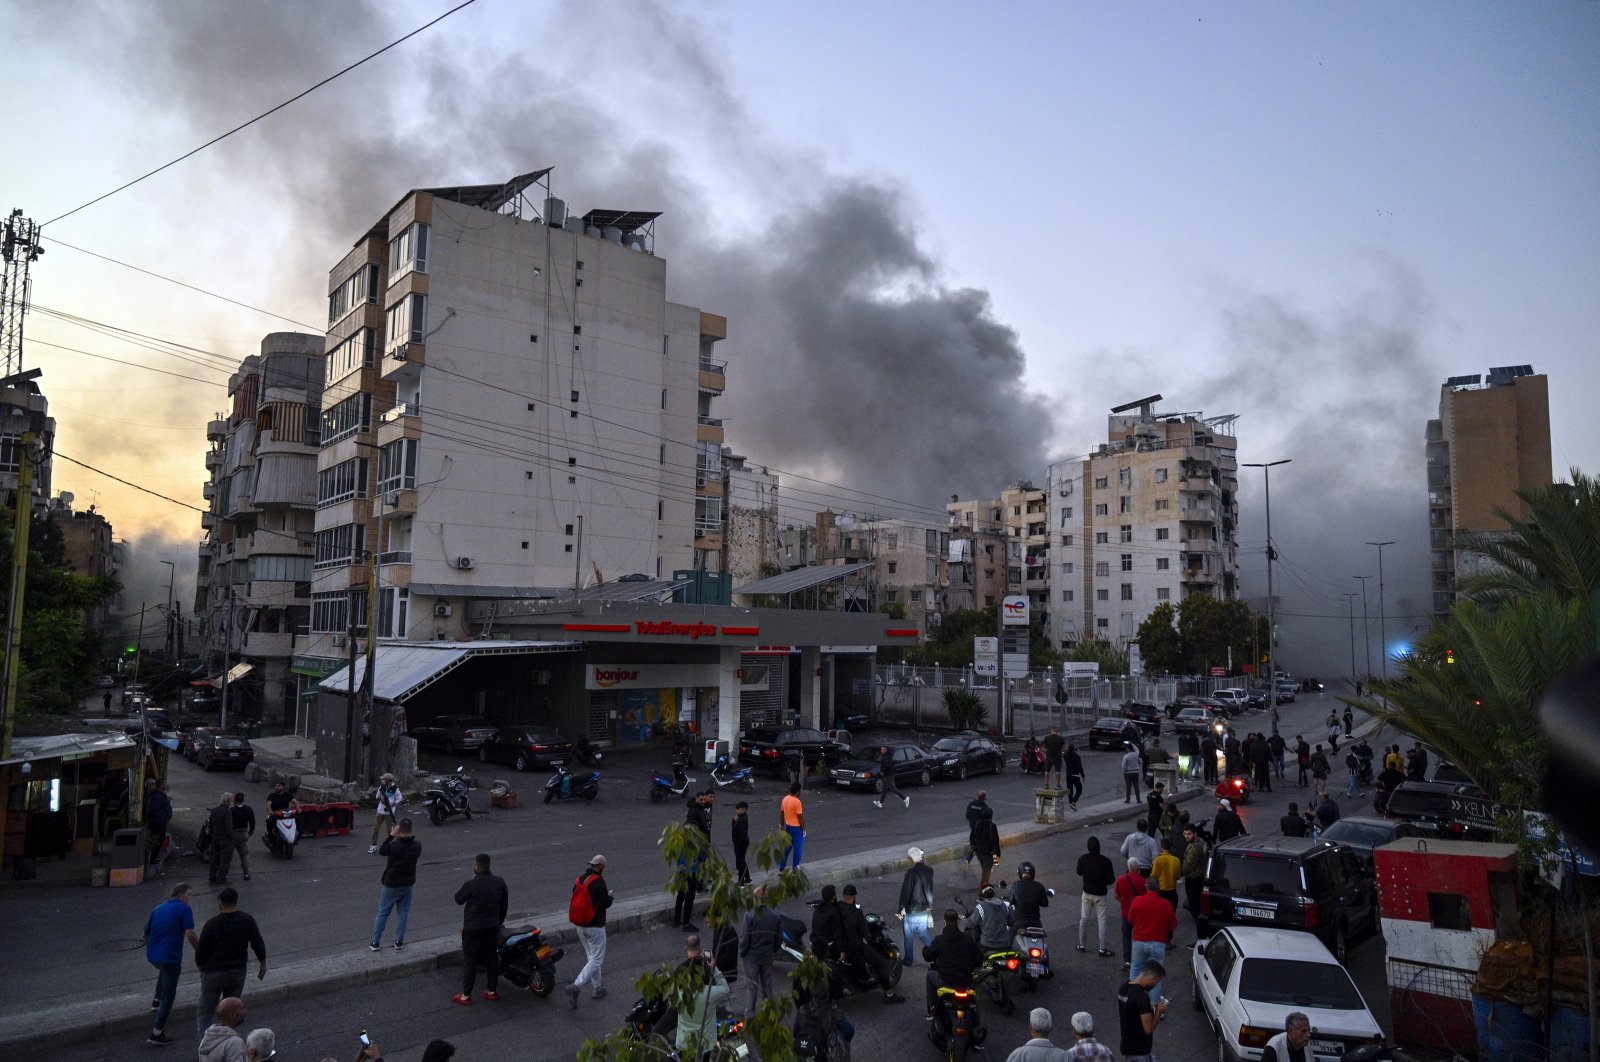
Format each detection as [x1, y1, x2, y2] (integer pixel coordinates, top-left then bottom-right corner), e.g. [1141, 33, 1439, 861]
[377, 438, 417, 494]
[695, 441, 722, 484]
[1120, 524, 1132, 543]
[327, 263, 379, 324]
[384, 292, 427, 352]
[1121, 583, 1134, 601]
[1155, 498, 1169, 511]
[885, 589, 899, 603]
[1094, 475, 1108, 489]
[695, 496, 723, 535]
[377, 586, 409, 639]
[1060, 507, 1073, 523]
[1096, 588, 1109, 601]
[1156, 528, 1170, 541]
[250, 555, 312, 583]
[887, 561, 898, 575]
[1094, 503, 1108, 516]
[1119, 467, 1131, 486]
[1120, 495, 1131, 513]
[313, 523, 365, 569]
[1155, 467, 1168, 484]
[888, 534, 899, 550]
[1096, 617, 1109, 629]
[1013, 506, 1021, 516]
[1156, 558, 1170, 571]
[387, 222, 429, 281]
[311, 592, 349, 634]
[1121, 554, 1133, 572]
[316, 457, 368, 506]
[319, 393, 372, 446]
[1156, 587, 1170, 600]
[1061, 589, 1074, 601]
[325, 327, 376, 380]
[1061, 562, 1074, 574]
[1095, 562, 1109, 577]
[1061, 534, 1073, 546]
[1094, 532, 1109, 545]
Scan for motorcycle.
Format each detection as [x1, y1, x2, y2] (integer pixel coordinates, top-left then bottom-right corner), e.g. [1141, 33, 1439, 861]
[778, 904, 904, 999]
[1017, 739, 1046, 776]
[1013, 925, 1052, 991]
[649, 757, 696, 804]
[498, 924, 564, 996]
[423, 766, 474, 825]
[261, 810, 298, 859]
[951, 896, 1019, 1016]
[1215, 772, 1253, 805]
[574, 736, 604, 767]
[929, 983, 986, 1062]
[708, 755, 755, 794]
[544, 763, 601, 803]
[624, 994, 750, 1058]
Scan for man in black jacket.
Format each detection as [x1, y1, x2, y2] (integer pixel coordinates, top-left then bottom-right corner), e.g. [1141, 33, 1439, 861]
[922, 909, 983, 1017]
[1065, 743, 1085, 809]
[370, 818, 421, 951]
[1075, 836, 1116, 956]
[1214, 799, 1247, 843]
[840, 884, 905, 1003]
[1010, 861, 1050, 931]
[731, 801, 751, 886]
[962, 790, 991, 866]
[676, 791, 714, 930]
[872, 745, 910, 810]
[194, 887, 266, 1038]
[898, 846, 935, 965]
[206, 791, 236, 885]
[453, 852, 509, 1005]
[1280, 803, 1308, 837]
[812, 884, 845, 958]
[230, 792, 256, 882]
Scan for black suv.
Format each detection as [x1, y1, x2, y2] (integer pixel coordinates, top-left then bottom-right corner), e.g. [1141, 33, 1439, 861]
[1383, 780, 1494, 840]
[737, 727, 849, 773]
[1120, 701, 1163, 735]
[1201, 835, 1377, 963]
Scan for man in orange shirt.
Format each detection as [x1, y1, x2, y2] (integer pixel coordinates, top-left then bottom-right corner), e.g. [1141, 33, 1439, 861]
[779, 782, 806, 869]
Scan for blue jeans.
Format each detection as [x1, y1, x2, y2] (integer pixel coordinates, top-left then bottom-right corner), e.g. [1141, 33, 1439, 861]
[1347, 769, 1360, 796]
[781, 825, 805, 868]
[902, 910, 933, 960]
[1130, 939, 1167, 1003]
[1273, 752, 1285, 779]
[149, 960, 180, 1033]
[372, 884, 413, 945]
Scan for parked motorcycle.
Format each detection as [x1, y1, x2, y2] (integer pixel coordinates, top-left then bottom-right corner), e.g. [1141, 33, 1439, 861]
[544, 763, 601, 803]
[1017, 739, 1046, 776]
[928, 983, 986, 1062]
[574, 737, 604, 767]
[708, 755, 754, 794]
[261, 810, 298, 859]
[423, 766, 474, 825]
[649, 757, 696, 803]
[498, 924, 564, 996]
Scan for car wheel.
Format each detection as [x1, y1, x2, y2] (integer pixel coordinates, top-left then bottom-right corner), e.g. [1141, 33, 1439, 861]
[919, 768, 932, 787]
[1216, 1029, 1233, 1062]
[956, 762, 969, 782]
[478, 747, 489, 764]
[1332, 922, 1349, 965]
[514, 754, 529, 773]
[994, 755, 1004, 774]
[443, 738, 456, 754]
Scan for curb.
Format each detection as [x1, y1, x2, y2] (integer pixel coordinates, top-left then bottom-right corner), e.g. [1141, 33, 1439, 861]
[0, 786, 1201, 1055]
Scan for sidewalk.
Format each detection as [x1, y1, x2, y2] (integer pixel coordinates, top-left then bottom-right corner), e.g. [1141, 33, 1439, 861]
[0, 777, 1201, 1055]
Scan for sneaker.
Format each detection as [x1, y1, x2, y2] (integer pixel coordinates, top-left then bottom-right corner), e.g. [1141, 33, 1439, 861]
[147, 1032, 174, 1047]
[393, 941, 405, 950]
[369, 942, 381, 952]
[592, 987, 608, 1000]
[480, 990, 499, 1001]
[243, 873, 250, 881]
[1098, 949, 1114, 957]
[903, 796, 910, 809]
[452, 993, 473, 1006]
[1075, 945, 1086, 953]
[150, 999, 160, 1011]
[1069, 803, 1077, 811]
[565, 984, 579, 1010]
[872, 800, 883, 809]
[1122, 961, 1131, 971]
[681, 922, 699, 933]
[882, 993, 906, 1004]
[368, 845, 379, 854]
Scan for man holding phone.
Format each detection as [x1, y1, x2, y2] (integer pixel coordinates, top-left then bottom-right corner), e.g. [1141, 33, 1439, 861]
[1116, 959, 1170, 1062]
[453, 853, 509, 1005]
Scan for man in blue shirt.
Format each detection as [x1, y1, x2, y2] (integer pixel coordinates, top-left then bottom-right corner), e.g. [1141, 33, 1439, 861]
[142, 882, 198, 1047]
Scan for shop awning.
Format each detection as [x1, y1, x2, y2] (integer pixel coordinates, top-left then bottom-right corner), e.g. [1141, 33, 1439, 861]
[317, 640, 584, 704]
[1, 732, 137, 767]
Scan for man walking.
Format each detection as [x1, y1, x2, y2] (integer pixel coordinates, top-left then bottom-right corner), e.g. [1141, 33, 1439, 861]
[1295, 735, 1312, 788]
[1214, 798, 1247, 843]
[1042, 727, 1065, 789]
[142, 881, 198, 1046]
[1128, 886, 1178, 1004]
[207, 792, 236, 885]
[1180, 824, 1208, 937]
[963, 789, 992, 866]
[731, 800, 751, 885]
[1345, 746, 1362, 797]
[872, 744, 910, 810]
[1064, 1011, 1115, 1062]
[1120, 821, 1159, 873]
[1150, 839, 1181, 911]
[566, 855, 614, 1008]
[370, 772, 404, 854]
[1074, 836, 1115, 957]
[1117, 959, 1171, 1062]
[1121, 743, 1143, 804]
[738, 885, 782, 1012]
[1268, 730, 1287, 782]
[230, 793, 255, 882]
[676, 789, 714, 930]
[971, 805, 1001, 887]
[453, 852, 508, 1005]
[370, 817, 420, 951]
[1199, 731, 1219, 784]
[779, 782, 806, 869]
[898, 846, 935, 962]
[1144, 783, 1165, 837]
[194, 887, 266, 1039]
[1113, 858, 1147, 971]
[1064, 742, 1085, 810]
[1004, 1007, 1073, 1062]
[145, 779, 173, 871]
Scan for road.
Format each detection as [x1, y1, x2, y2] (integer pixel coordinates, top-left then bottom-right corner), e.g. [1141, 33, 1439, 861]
[18, 691, 1396, 1060]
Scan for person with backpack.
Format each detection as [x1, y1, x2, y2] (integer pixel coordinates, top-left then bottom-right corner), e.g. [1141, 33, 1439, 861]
[676, 933, 731, 1059]
[564, 855, 614, 1010]
[794, 936, 854, 1061]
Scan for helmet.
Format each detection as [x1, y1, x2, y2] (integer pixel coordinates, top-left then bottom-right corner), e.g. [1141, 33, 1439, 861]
[1018, 861, 1036, 878]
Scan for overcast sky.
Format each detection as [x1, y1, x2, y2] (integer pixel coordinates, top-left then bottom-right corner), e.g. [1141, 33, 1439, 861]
[4, 1, 1596, 678]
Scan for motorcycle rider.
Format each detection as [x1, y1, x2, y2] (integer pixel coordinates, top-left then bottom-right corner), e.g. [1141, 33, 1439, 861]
[1009, 861, 1051, 932]
[811, 884, 846, 960]
[968, 884, 1014, 955]
[923, 908, 984, 1022]
[838, 884, 906, 1003]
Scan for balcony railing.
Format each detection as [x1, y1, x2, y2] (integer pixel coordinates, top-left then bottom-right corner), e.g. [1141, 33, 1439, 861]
[697, 416, 723, 428]
[381, 400, 419, 424]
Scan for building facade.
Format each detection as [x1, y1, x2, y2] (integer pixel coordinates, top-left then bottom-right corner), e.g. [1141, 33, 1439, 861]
[1047, 397, 1239, 648]
[944, 495, 1016, 614]
[195, 332, 325, 725]
[50, 494, 118, 634]
[1425, 366, 1551, 618]
[721, 452, 780, 589]
[813, 511, 948, 634]
[0, 369, 54, 510]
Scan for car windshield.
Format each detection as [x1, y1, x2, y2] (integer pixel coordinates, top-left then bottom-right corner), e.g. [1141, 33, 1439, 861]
[1386, 789, 1450, 818]
[1237, 958, 1365, 1010]
[215, 738, 249, 749]
[851, 746, 888, 760]
[1322, 822, 1390, 849]
[745, 729, 779, 743]
[930, 738, 967, 753]
[1095, 718, 1124, 728]
[1179, 709, 1204, 720]
[1208, 852, 1303, 896]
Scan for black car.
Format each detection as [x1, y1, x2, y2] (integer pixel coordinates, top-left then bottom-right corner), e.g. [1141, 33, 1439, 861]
[1243, 688, 1272, 711]
[927, 732, 1006, 780]
[198, 736, 254, 772]
[477, 726, 575, 771]
[737, 727, 849, 773]
[1202, 835, 1378, 963]
[830, 743, 938, 792]
[1086, 717, 1129, 750]
[410, 715, 498, 753]
[1319, 816, 1424, 867]
[1120, 701, 1163, 735]
[1383, 780, 1494, 840]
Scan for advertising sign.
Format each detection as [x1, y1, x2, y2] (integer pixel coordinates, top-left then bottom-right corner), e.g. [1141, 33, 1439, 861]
[1001, 594, 1029, 627]
[974, 636, 999, 676]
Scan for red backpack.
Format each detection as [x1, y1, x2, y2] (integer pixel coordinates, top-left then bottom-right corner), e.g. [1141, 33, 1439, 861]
[568, 872, 598, 925]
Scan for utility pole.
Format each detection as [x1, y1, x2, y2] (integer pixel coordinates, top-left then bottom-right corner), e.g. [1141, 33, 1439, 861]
[160, 559, 175, 660]
[1343, 592, 1359, 685]
[1243, 459, 1291, 697]
[360, 544, 379, 784]
[1354, 576, 1373, 678]
[1367, 541, 1395, 688]
[1, 210, 45, 379]
[219, 590, 233, 733]
[1, 432, 36, 761]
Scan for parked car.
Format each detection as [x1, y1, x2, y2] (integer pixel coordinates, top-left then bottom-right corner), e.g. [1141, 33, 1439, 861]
[477, 726, 575, 771]
[1174, 705, 1227, 736]
[198, 735, 255, 772]
[737, 727, 849, 773]
[1120, 701, 1163, 735]
[1201, 835, 1378, 963]
[1243, 687, 1271, 711]
[1192, 925, 1386, 1061]
[96, 674, 117, 689]
[409, 715, 498, 753]
[1273, 681, 1298, 704]
[121, 683, 148, 707]
[1319, 816, 1424, 867]
[830, 743, 938, 792]
[1086, 717, 1131, 750]
[1429, 760, 1475, 786]
[186, 687, 220, 710]
[1212, 689, 1248, 712]
[1382, 780, 1493, 840]
[144, 708, 174, 735]
[927, 732, 1006, 780]
[180, 726, 223, 761]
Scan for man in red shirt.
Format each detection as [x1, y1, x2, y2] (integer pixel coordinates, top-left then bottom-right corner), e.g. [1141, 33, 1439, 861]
[1128, 886, 1178, 1005]
[1112, 858, 1147, 972]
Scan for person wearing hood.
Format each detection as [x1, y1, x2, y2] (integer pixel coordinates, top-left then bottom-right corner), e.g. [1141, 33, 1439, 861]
[1075, 837, 1115, 957]
[970, 884, 1014, 954]
[197, 997, 247, 1062]
[923, 909, 984, 1017]
[1214, 799, 1247, 843]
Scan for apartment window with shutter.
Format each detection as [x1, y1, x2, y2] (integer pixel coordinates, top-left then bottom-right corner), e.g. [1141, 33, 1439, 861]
[1096, 588, 1109, 601]
[1095, 562, 1109, 577]
[1121, 583, 1134, 600]
[1155, 498, 1169, 511]
[1121, 554, 1132, 572]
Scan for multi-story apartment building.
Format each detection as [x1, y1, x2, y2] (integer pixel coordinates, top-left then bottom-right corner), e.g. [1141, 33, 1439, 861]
[195, 332, 325, 725]
[301, 171, 730, 680]
[50, 494, 118, 633]
[721, 451, 780, 588]
[944, 495, 1017, 613]
[814, 511, 948, 634]
[1425, 366, 1551, 618]
[0, 369, 54, 509]
[1046, 396, 1239, 648]
[1000, 481, 1050, 628]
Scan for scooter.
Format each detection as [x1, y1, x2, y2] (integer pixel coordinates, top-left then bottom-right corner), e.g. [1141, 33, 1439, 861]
[544, 763, 601, 803]
[1017, 740, 1045, 775]
[928, 984, 986, 1062]
[1215, 773, 1253, 804]
[708, 755, 755, 794]
[951, 896, 1019, 1016]
[498, 924, 564, 996]
[261, 810, 298, 859]
[423, 766, 474, 825]
[648, 757, 695, 804]
[1013, 925, 1052, 991]
[574, 737, 604, 767]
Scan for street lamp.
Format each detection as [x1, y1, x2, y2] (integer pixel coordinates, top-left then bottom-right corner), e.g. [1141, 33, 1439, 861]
[1366, 541, 1395, 688]
[159, 560, 175, 661]
[1342, 592, 1359, 687]
[1243, 459, 1291, 697]
[1353, 575, 1373, 678]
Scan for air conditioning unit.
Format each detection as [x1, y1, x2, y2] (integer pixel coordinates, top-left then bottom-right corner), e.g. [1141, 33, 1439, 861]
[385, 492, 400, 507]
[434, 603, 453, 618]
[331, 634, 347, 648]
[456, 556, 475, 570]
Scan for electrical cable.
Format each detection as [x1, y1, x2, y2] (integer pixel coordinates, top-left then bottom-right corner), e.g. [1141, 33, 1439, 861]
[53, 452, 207, 514]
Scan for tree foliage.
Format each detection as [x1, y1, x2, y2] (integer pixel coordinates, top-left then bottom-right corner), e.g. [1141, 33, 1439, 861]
[943, 687, 988, 730]
[1133, 596, 1267, 675]
[1134, 603, 1183, 673]
[900, 606, 1062, 668]
[1062, 638, 1128, 674]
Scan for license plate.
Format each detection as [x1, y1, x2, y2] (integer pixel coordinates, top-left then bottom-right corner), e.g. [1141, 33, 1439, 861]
[835, 778, 852, 787]
[1236, 905, 1276, 920]
[1311, 1040, 1345, 1056]
[727, 1045, 750, 1060]
[1026, 962, 1045, 976]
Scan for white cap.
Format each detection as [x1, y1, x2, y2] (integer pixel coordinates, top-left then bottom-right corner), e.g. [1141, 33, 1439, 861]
[908, 846, 924, 862]
[590, 854, 607, 866]
[1220, 799, 1233, 811]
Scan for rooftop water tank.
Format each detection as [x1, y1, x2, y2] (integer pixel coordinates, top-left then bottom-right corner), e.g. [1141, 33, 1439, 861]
[544, 197, 567, 228]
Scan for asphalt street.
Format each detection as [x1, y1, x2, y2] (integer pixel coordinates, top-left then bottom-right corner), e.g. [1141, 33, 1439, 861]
[12, 691, 1397, 1060]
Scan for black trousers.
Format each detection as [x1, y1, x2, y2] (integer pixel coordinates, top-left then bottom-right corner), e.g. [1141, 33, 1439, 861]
[1066, 775, 1083, 804]
[675, 875, 699, 924]
[1184, 877, 1206, 935]
[733, 843, 750, 884]
[1203, 756, 1219, 783]
[462, 926, 499, 994]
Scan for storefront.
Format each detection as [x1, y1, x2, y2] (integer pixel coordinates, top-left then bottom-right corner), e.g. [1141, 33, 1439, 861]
[0, 732, 151, 869]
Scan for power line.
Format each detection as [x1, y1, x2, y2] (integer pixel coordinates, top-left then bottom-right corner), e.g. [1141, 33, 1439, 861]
[44, 0, 479, 226]
[53, 452, 207, 514]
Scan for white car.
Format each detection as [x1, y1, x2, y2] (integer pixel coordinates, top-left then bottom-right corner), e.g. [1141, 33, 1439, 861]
[1212, 688, 1248, 710]
[1193, 925, 1385, 1061]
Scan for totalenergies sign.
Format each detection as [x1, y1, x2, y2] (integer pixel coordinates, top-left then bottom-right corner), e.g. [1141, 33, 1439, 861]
[1001, 594, 1030, 627]
[634, 620, 719, 639]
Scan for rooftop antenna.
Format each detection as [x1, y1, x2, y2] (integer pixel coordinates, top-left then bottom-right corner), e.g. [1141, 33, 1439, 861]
[1, 210, 45, 378]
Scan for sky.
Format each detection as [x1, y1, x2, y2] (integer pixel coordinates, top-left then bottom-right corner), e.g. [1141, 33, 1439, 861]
[2, 0, 1596, 678]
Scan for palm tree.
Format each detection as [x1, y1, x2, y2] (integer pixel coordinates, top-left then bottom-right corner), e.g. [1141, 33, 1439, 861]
[1454, 467, 1600, 606]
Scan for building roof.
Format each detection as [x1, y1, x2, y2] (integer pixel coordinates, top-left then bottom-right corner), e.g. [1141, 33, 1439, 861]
[422, 169, 552, 212]
[317, 640, 583, 703]
[1, 731, 136, 766]
[409, 580, 687, 603]
[735, 563, 872, 596]
[579, 209, 661, 234]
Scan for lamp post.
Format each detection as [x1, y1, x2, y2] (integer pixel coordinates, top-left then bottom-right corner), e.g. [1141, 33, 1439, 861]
[1353, 575, 1373, 678]
[1366, 541, 1395, 688]
[159, 560, 175, 661]
[1342, 592, 1358, 686]
[1243, 459, 1291, 697]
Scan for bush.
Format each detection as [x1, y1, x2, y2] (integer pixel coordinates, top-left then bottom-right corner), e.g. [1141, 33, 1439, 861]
[944, 688, 987, 731]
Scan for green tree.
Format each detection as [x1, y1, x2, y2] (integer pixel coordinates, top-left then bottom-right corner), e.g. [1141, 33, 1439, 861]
[1063, 638, 1128, 674]
[1134, 602, 1183, 673]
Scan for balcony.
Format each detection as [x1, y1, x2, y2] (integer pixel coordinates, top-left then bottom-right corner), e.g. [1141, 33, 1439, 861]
[696, 416, 724, 444]
[383, 341, 424, 377]
[207, 419, 228, 441]
[698, 361, 726, 393]
[381, 399, 419, 424]
[378, 550, 413, 566]
[202, 482, 215, 500]
[205, 449, 224, 470]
